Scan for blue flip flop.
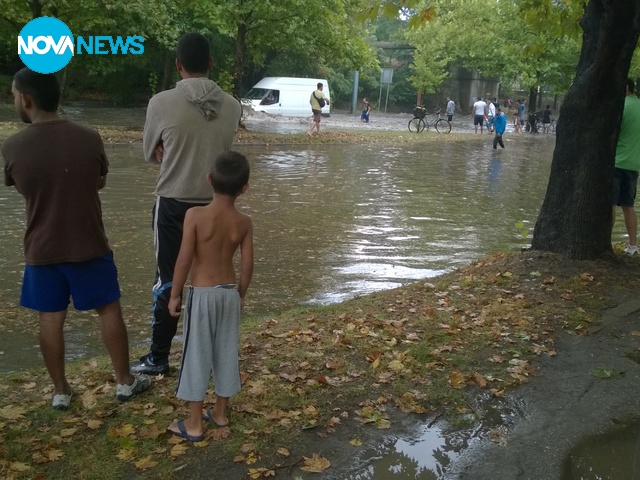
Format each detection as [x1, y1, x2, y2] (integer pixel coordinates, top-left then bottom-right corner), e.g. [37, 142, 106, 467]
[202, 407, 230, 428]
[166, 419, 204, 442]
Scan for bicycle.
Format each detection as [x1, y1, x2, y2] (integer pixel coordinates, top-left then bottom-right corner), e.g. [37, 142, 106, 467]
[408, 106, 451, 134]
[523, 111, 541, 133]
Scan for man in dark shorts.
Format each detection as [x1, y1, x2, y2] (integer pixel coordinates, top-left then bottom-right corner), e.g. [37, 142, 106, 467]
[472, 96, 487, 134]
[1, 68, 151, 409]
[613, 78, 640, 255]
[308, 82, 330, 135]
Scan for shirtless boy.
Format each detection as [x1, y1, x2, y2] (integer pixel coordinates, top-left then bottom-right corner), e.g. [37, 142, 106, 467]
[166, 151, 253, 441]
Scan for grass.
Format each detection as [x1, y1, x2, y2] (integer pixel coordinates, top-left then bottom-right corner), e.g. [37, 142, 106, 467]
[1, 250, 638, 478]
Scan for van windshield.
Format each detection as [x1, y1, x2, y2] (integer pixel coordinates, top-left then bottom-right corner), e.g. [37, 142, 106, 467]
[245, 88, 280, 105]
[245, 88, 268, 100]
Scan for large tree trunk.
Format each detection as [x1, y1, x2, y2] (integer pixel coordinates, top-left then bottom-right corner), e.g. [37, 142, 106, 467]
[531, 0, 640, 259]
[159, 54, 174, 92]
[232, 22, 248, 98]
[29, 0, 43, 18]
[528, 86, 537, 114]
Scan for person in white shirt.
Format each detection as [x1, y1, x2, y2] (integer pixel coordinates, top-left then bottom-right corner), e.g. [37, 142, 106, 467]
[472, 96, 487, 134]
[486, 98, 497, 134]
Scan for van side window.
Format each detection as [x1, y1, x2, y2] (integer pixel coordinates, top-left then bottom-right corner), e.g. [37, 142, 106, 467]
[261, 90, 279, 105]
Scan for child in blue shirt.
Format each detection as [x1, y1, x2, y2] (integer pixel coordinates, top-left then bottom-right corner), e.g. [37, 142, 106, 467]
[493, 107, 507, 149]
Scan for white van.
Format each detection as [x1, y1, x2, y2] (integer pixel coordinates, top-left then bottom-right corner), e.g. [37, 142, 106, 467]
[242, 77, 330, 117]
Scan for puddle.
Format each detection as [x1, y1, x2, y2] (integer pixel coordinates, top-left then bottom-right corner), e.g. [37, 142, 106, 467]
[313, 395, 525, 479]
[343, 425, 470, 480]
[563, 421, 640, 480]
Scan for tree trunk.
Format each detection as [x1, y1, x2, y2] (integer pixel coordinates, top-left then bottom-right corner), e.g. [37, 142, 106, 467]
[30, 0, 42, 18]
[528, 86, 537, 114]
[531, 0, 640, 259]
[232, 22, 248, 98]
[58, 66, 67, 106]
[159, 54, 174, 92]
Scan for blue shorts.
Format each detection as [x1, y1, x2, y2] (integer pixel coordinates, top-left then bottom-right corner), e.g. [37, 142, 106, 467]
[21, 252, 121, 312]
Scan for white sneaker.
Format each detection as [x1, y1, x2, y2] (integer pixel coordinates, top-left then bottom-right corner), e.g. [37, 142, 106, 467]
[624, 245, 638, 255]
[52, 390, 73, 410]
[116, 374, 151, 401]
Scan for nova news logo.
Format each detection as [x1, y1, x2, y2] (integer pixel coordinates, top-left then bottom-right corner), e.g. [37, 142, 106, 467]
[18, 16, 144, 74]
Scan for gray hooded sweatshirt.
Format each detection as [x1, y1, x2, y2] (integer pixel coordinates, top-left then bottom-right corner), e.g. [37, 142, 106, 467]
[143, 77, 242, 202]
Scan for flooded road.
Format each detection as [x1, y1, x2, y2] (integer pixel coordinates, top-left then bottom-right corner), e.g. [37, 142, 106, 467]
[4, 133, 627, 375]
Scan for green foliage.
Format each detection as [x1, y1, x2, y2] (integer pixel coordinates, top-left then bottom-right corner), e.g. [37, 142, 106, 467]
[148, 72, 158, 96]
[394, 0, 583, 97]
[199, 0, 379, 95]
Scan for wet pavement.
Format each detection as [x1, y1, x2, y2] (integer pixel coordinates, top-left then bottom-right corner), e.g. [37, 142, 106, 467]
[449, 293, 640, 480]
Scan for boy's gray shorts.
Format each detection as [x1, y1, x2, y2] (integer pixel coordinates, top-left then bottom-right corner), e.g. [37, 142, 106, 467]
[175, 285, 241, 401]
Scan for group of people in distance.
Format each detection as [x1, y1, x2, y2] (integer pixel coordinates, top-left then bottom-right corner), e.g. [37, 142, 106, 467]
[466, 95, 558, 148]
[470, 96, 507, 148]
[2, 33, 253, 442]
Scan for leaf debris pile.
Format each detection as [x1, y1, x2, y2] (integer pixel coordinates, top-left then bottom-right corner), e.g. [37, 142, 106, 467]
[1, 250, 636, 478]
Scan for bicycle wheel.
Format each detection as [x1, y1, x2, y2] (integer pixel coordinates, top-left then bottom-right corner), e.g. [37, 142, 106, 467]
[524, 121, 532, 133]
[408, 118, 425, 133]
[435, 119, 451, 133]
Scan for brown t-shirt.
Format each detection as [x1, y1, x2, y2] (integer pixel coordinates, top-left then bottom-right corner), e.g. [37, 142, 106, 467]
[2, 119, 111, 265]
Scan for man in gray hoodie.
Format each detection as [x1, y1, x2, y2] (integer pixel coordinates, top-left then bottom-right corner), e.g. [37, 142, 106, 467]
[131, 33, 242, 375]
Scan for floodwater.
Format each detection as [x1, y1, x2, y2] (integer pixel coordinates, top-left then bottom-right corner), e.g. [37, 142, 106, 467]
[1, 133, 565, 374]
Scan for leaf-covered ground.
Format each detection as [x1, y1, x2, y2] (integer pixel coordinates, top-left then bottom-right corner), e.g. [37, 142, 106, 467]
[2, 248, 638, 479]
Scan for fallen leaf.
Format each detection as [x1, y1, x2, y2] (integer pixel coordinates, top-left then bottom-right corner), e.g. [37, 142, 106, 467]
[0, 405, 26, 420]
[301, 453, 331, 473]
[370, 357, 381, 371]
[325, 359, 343, 370]
[134, 456, 159, 470]
[241, 443, 256, 453]
[350, 438, 363, 446]
[277, 447, 290, 457]
[139, 424, 163, 440]
[449, 370, 466, 389]
[325, 417, 341, 428]
[46, 449, 65, 461]
[60, 428, 77, 438]
[388, 360, 405, 372]
[117, 448, 137, 461]
[87, 419, 103, 430]
[591, 366, 625, 379]
[170, 443, 189, 457]
[248, 468, 275, 479]
[472, 373, 488, 388]
[10, 462, 31, 472]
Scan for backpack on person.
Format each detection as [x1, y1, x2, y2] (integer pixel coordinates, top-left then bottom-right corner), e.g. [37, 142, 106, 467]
[313, 92, 326, 108]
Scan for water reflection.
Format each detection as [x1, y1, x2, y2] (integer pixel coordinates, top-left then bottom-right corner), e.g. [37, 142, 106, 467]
[2, 136, 629, 373]
[329, 424, 478, 480]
